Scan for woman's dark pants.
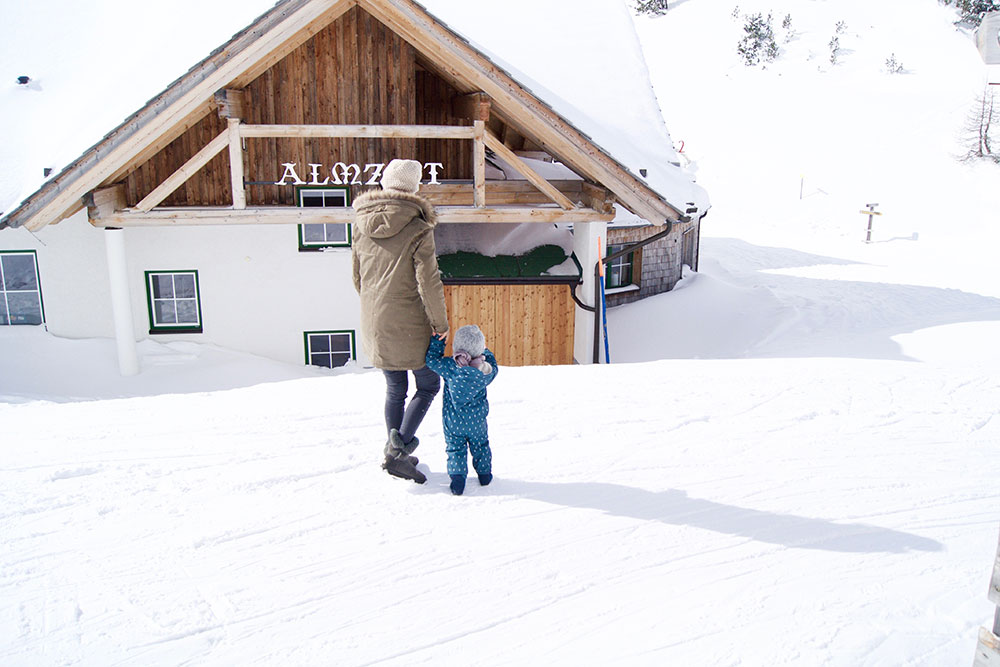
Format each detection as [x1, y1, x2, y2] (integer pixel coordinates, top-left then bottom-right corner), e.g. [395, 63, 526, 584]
[383, 366, 440, 445]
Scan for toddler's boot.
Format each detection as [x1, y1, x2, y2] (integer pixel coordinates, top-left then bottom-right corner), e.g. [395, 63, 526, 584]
[449, 474, 466, 495]
[478, 473, 493, 486]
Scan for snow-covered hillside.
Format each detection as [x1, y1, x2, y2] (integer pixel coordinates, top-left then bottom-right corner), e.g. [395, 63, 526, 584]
[2, 1, 1000, 665]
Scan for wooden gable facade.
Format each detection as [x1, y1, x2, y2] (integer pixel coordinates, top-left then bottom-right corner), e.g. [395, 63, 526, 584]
[1, 0, 702, 371]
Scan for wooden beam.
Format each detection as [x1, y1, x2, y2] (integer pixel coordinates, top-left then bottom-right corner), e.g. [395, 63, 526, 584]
[134, 129, 230, 213]
[238, 123, 476, 139]
[356, 0, 684, 225]
[215, 89, 246, 120]
[422, 180, 584, 206]
[227, 119, 246, 209]
[228, 1, 359, 89]
[473, 120, 486, 208]
[452, 92, 491, 121]
[581, 182, 616, 214]
[8, 0, 357, 231]
[84, 184, 127, 220]
[484, 130, 575, 210]
[89, 205, 615, 228]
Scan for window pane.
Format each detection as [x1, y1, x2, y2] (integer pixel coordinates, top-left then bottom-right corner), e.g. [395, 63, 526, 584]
[301, 193, 324, 207]
[174, 274, 196, 299]
[7, 293, 42, 324]
[151, 275, 174, 299]
[2, 255, 38, 291]
[325, 224, 348, 243]
[175, 299, 199, 324]
[0, 305, 7, 325]
[607, 265, 622, 287]
[330, 351, 350, 368]
[310, 334, 331, 353]
[302, 224, 326, 243]
[154, 300, 177, 324]
[311, 353, 333, 368]
[323, 191, 347, 207]
[330, 334, 352, 353]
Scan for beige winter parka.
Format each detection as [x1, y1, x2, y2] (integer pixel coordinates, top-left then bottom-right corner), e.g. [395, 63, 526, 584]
[351, 189, 449, 371]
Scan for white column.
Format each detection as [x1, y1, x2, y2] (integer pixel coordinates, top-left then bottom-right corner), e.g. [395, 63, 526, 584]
[572, 220, 607, 365]
[104, 228, 139, 376]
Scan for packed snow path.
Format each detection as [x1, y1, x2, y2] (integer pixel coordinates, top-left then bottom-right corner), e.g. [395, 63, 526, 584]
[2, 356, 998, 665]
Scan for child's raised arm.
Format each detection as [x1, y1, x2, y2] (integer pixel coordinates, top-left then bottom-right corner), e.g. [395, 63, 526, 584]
[425, 335, 458, 377]
[482, 348, 499, 385]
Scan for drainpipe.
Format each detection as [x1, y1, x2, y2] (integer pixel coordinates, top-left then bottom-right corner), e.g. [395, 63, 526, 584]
[590, 219, 676, 364]
[104, 227, 139, 376]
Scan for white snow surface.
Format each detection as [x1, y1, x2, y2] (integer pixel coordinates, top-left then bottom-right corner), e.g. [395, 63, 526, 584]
[3, 1, 1000, 665]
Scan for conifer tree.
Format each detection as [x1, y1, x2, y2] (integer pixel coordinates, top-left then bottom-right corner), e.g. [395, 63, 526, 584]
[634, 0, 669, 16]
[737, 13, 778, 66]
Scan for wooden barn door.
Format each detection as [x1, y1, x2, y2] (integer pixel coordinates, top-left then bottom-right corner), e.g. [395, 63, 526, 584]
[442, 284, 575, 366]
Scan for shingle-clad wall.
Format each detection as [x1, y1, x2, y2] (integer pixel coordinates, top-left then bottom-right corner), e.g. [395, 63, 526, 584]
[603, 221, 697, 308]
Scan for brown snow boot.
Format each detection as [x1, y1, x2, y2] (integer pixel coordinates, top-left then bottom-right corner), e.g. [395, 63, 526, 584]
[382, 429, 425, 484]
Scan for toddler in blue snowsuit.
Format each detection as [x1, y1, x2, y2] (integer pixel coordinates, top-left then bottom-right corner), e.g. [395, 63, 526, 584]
[425, 325, 498, 496]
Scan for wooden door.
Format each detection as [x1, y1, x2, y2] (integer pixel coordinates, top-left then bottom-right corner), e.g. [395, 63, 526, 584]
[442, 284, 575, 366]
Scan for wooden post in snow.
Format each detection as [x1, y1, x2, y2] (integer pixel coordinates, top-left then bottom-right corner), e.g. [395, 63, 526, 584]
[973, 526, 1000, 667]
[860, 203, 881, 243]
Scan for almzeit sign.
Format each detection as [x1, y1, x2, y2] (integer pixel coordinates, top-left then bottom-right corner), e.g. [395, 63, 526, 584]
[274, 161, 445, 186]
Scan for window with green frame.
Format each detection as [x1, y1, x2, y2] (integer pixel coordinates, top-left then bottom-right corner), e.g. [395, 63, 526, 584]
[297, 186, 352, 250]
[0, 250, 45, 325]
[304, 330, 356, 368]
[145, 270, 203, 334]
[606, 244, 636, 289]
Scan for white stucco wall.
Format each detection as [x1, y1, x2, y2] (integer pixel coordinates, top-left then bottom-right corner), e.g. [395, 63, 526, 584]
[3, 212, 611, 369]
[1, 213, 115, 338]
[1, 210, 366, 368]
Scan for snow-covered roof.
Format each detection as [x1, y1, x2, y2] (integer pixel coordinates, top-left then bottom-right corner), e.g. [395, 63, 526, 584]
[0, 0, 708, 228]
[0, 0, 279, 219]
[417, 0, 708, 215]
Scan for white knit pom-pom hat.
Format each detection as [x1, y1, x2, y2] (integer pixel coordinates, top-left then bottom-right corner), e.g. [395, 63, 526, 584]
[452, 324, 486, 358]
[380, 158, 423, 193]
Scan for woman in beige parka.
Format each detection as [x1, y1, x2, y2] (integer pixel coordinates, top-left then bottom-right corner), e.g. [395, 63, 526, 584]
[352, 158, 449, 484]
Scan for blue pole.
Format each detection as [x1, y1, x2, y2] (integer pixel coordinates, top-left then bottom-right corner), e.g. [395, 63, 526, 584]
[600, 274, 610, 363]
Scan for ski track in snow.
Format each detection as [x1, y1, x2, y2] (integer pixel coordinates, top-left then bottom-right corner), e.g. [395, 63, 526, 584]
[2, 356, 998, 665]
[4, 0, 1000, 664]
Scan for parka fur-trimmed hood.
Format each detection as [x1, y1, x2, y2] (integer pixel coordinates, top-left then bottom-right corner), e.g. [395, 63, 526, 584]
[352, 189, 438, 239]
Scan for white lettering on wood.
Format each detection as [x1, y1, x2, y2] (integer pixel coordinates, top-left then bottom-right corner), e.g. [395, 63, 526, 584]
[425, 162, 444, 185]
[275, 163, 305, 186]
[275, 162, 445, 187]
[307, 164, 330, 186]
[364, 163, 385, 185]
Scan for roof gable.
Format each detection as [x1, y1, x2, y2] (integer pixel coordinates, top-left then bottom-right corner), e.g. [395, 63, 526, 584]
[0, 0, 706, 231]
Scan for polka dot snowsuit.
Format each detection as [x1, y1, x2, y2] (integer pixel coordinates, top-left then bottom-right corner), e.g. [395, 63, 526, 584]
[425, 336, 498, 477]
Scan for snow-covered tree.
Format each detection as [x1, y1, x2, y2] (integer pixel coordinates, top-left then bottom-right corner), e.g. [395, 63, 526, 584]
[885, 53, 904, 74]
[633, 0, 669, 16]
[737, 13, 778, 66]
[940, 0, 1000, 25]
[963, 88, 998, 162]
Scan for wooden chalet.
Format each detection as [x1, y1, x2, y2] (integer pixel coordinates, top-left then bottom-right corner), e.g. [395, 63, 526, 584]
[0, 0, 707, 373]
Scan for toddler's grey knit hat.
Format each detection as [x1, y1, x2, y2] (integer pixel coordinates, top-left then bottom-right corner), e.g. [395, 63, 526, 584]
[380, 159, 423, 193]
[452, 324, 486, 358]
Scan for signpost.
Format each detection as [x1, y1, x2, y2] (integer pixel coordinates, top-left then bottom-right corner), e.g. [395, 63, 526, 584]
[973, 526, 1000, 667]
[860, 203, 882, 243]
